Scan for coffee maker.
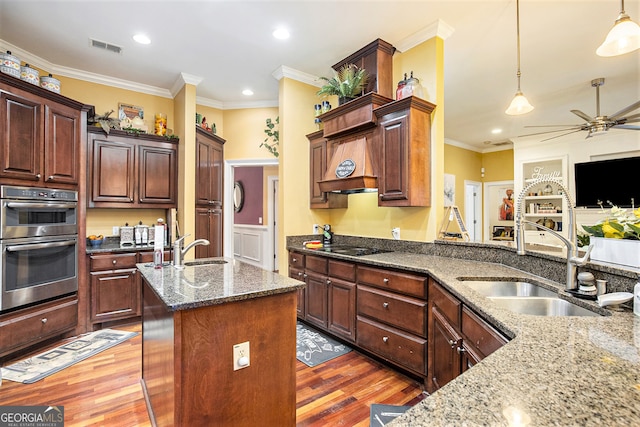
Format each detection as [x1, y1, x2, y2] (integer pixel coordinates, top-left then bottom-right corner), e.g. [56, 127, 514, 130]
[322, 224, 333, 246]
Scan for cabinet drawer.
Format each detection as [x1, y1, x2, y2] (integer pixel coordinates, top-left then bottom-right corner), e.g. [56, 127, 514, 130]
[90, 252, 137, 271]
[356, 316, 426, 375]
[138, 251, 171, 263]
[357, 285, 426, 337]
[429, 280, 461, 328]
[0, 297, 78, 355]
[357, 265, 426, 299]
[305, 255, 328, 275]
[461, 306, 507, 358]
[289, 252, 305, 269]
[329, 259, 355, 282]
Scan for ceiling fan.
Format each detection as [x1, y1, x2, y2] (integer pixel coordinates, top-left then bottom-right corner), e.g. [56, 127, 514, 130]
[520, 78, 640, 141]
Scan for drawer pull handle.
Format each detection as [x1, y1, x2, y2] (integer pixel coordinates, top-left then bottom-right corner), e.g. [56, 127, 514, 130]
[297, 272, 303, 277]
[41, 318, 47, 324]
[112, 260, 117, 265]
[383, 278, 389, 284]
[382, 336, 389, 343]
[382, 302, 389, 309]
[47, 175, 54, 181]
[292, 258, 297, 262]
[448, 339, 456, 348]
[457, 346, 466, 354]
[303, 273, 308, 279]
[326, 279, 331, 285]
[36, 173, 41, 179]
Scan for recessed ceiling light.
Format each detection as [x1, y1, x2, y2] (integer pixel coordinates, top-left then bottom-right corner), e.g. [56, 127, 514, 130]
[133, 34, 151, 45]
[242, 89, 254, 96]
[491, 128, 503, 134]
[272, 28, 290, 40]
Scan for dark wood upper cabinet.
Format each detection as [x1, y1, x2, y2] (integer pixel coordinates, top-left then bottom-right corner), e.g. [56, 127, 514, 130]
[307, 130, 347, 209]
[0, 74, 85, 189]
[87, 127, 178, 208]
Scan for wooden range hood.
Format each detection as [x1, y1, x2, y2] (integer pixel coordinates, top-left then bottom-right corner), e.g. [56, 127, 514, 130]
[318, 93, 393, 194]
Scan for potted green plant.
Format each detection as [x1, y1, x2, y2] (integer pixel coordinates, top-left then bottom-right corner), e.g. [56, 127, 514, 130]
[316, 64, 369, 105]
[259, 117, 279, 158]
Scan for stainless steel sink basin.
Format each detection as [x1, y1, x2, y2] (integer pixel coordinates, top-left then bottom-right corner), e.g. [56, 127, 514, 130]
[488, 297, 600, 317]
[462, 280, 557, 298]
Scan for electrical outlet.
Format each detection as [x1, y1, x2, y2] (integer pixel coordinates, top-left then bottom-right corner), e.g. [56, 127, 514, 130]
[233, 341, 250, 371]
[258, 217, 263, 224]
[313, 224, 319, 234]
[112, 226, 119, 236]
[392, 227, 400, 240]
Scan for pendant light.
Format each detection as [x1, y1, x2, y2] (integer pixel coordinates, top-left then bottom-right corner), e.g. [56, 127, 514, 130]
[596, 0, 640, 56]
[505, 0, 534, 115]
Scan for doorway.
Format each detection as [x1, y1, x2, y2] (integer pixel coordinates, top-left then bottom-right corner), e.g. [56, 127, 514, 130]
[464, 181, 482, 241]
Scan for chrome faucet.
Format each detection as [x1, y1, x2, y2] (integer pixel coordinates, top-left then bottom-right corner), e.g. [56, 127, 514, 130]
[173, 235, 210, 269]
[514, 178, 593, 290]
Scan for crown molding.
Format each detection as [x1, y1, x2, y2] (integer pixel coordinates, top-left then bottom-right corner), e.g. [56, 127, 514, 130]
[394, 19, 455, 53]
[272, 65, 322, 88]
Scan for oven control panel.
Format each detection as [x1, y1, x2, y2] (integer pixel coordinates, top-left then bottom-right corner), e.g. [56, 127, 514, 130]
[1, 185, 77, 201]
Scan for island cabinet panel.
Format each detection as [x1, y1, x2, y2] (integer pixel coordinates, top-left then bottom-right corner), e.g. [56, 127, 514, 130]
[427, 279, 509, 393]
[141, 279, 297, 427]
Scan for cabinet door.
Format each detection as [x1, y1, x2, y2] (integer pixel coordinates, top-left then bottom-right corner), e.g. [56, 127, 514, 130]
[90, 269, 140, 322]
[210, 141, 223, 205]
[44, 102, 80, 185]
[289, 267, 306, 319]
[138, 144, 177, 205]
[378, 113, 408, 203]
[310, 137, 328, 205]
[0, 90, 42, 181]
[305, 272, 328, 329]
[430, 307, 462, 391]
[328, 278, 356, 342]
[195, 138, 212, 205]
[195, 208, 223, 258]
[91, 137, 135, 204]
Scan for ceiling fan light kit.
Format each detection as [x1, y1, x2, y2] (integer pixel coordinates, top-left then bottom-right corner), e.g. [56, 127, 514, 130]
[505, 0, 534, 116]
[596, 0, 640, 57]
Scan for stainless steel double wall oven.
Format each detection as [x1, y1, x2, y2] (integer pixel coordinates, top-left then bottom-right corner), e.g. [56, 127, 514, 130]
[0, 185, 78, 312]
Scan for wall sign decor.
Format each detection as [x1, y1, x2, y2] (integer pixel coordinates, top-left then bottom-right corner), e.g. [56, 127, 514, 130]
[335, 159, 356, 178]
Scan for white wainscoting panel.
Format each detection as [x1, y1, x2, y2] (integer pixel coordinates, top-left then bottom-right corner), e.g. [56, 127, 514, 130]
[233, 225, 269, 269]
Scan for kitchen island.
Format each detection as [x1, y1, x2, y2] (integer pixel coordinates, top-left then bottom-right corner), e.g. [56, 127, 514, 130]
[288, 236, 640, 426]
[137, 258, 304, 427]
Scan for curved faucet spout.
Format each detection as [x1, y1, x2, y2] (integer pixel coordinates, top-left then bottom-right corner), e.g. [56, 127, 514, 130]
[515, 178, 591, 290]
[182, 239, 210, 255]
[173, 238, 210, 269]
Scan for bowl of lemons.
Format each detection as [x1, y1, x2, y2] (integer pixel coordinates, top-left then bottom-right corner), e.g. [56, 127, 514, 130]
[87, 234, 104, 247]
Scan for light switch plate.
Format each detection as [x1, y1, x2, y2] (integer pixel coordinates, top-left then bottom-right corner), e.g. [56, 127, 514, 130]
[112, 226, 119, 236]
[233, 341, 250, 371]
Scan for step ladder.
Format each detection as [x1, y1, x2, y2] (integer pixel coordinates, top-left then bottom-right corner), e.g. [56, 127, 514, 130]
[438, 206, 470, 241]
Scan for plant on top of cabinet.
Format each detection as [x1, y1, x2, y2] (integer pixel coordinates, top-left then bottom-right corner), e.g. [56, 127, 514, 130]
[317, 64, 369, 105]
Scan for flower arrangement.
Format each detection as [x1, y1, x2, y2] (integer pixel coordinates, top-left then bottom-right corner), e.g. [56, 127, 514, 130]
[580, 200, 640, 245]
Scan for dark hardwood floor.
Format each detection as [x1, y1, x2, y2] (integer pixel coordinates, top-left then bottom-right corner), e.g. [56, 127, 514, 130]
[0, 322, 425, 426]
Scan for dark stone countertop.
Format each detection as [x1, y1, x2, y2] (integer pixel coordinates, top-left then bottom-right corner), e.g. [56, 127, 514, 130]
[287, 236, 640, 426]
[137, 258, 305, 312]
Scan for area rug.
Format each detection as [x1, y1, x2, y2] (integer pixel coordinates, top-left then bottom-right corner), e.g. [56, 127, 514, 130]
[1, 329, 137, 384]
[369, 404, 412, 426]
[296, 322, 352, 367]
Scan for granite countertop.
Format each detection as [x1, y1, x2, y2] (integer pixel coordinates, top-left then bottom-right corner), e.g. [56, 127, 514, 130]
[137, 258, 305, 311]
[289, 242, 640, 426]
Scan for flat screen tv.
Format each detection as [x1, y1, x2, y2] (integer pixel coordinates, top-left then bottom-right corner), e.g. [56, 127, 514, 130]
[574, 156, 640, 208]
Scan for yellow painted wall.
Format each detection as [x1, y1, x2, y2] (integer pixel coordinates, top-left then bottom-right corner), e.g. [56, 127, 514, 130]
[86, 209, 166, 237]
[222, 107, 278, 160]
[444, 144, 483, 220]
[196, 104, 224, 136]
[482, 149, 514, 182]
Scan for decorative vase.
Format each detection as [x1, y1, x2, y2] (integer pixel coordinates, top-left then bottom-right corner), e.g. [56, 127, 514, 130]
[590, 237, 640, 270]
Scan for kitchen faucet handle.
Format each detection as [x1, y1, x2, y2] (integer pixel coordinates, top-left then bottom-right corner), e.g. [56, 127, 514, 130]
[571, 242, 594, 266]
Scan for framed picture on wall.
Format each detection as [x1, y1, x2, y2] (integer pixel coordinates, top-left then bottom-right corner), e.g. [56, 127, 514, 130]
[444, 173, 455, 207]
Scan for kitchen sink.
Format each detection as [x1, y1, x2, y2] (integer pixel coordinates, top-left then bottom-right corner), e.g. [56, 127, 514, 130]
[461, 280, 558, 298]
[488, 297, 601, 317]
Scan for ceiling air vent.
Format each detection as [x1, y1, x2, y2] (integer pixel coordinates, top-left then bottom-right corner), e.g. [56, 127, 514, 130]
[483, 139, 513, 147]
[89, 38, 122, 54]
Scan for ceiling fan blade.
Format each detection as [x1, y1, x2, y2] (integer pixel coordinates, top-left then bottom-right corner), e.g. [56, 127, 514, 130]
[609, 100, 640, 120]
[571, 110, 594, 122]
[518, 127, 583, 137]
[539, 129, 585, 142]
[618, 113, 640, 123]
[613, 124, 640, 130]
[524, 124, 582, 128]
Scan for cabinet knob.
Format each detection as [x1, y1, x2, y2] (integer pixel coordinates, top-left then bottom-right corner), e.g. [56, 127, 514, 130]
[382, 336, 389, 343]
[383, 278, 389, 284]
[41, 318, 47, 324]
[47, 175, 54, 181]
[326, 279, 331, 285]
[130, 198, 133, 202]
[382, 302, 389, 309]
[303, 273, 308, 279]
[36, 173, 41, 179]
[112, 260, 117, 265]
[292, 258, 297, 262]
[297, 272, 303, 277]
[448, 339, 456, 348]
[457, 346, 466, 354]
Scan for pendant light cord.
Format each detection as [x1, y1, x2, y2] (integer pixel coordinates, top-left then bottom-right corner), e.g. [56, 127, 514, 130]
[515, 0, 522, 92]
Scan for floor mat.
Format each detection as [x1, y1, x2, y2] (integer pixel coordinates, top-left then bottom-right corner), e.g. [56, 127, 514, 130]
[369, 404, 412, 426]
[296, 322, 352, 367]
[1, 329, 137, 384]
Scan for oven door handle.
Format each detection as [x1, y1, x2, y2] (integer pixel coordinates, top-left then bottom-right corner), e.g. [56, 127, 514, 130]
[6, 239, 77, 252]
[5, 202, 77, 210]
